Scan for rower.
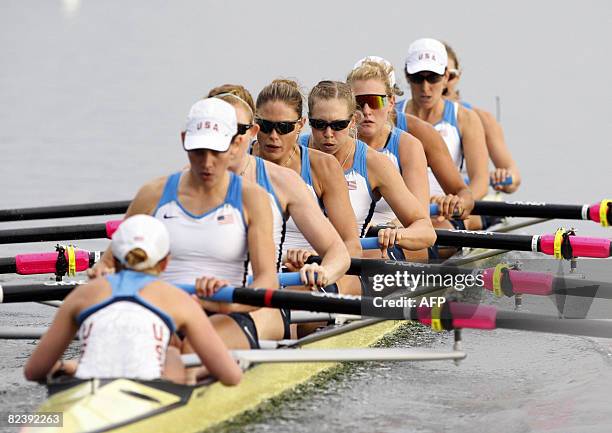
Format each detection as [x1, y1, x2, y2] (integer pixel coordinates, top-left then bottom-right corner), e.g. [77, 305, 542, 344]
[398, 38, 490, 230]
[207, 84, 350, 289]
[24, 215, 242, 385]
[350, 57, 474, 224]
[251, 79, 361, 265]
[90, 98, 284, 350]
[443, 42, 522, 197]
[300, 80, 436, 272]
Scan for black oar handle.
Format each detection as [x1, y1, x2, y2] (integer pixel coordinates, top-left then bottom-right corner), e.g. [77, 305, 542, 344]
[0, 200, 130, 222]
[0, 223, 110, 244]
[471, 201, 588, 219]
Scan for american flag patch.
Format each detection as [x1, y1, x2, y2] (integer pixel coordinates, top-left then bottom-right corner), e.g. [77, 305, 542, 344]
[346, 180, 357, 190]
[217, 213, 235, 224]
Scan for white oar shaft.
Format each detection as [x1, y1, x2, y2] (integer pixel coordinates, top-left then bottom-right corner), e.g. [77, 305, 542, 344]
[182, 348, 466, 368]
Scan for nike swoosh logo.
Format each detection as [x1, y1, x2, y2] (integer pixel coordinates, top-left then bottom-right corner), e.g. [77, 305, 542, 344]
[163, 214, 177, 219]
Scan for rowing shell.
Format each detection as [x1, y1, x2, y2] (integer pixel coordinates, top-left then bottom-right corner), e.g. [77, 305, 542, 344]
[24, 321, 403, 433]
[25, 214, 529, 433]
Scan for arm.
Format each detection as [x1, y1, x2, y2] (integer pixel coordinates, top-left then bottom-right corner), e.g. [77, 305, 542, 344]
[406, 114, 474, 217]
[89, 177, 166, 276]
[397, 132, 430, 208]
[311, 151, 362, 258]
[243, 182, 278, 290]
[458, 107, 489, 200]
[281, 169, 350, 284]
[24, 285, 85, 381]
[173, 289, 242, 386]
[368, 150, 436, 250]
[474, 108, 521, 193]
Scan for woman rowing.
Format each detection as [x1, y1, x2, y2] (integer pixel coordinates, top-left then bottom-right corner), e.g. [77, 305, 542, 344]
[90, 98, 284, 350]
[397, 38, 489, 228]
[443, 42, 522, 195]
[251, 79, 361, 268]
[207, 84, 350, 288]
[25, 215, 241, 385]
[300, 80, 436, 261]
[351, 57, 474, 223]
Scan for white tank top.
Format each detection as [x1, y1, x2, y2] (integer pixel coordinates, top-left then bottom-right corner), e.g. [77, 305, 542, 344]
[371, 127, 402, 226]
[283, 143, 324, 251]
[75, 271, 174, 380]
[428, 100, 463, 196]
[254, 157, 286, 270]
[154, 171, 248, 287]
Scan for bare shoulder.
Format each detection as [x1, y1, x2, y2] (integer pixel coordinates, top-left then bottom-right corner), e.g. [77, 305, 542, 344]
[264, 159, 304, 187]
[308, 148, 344, 194]
[64, 278, 110, 312]
[405, 113, 434, 132]
[265, 160, 309, 201]
[129, 175, 169, 215]
[398, 130, 423, 148]
[457, 103, 480, 126]
[366, 144, 394, 173]
[472, 107, 497, 126]
[308, 147, 344, 176]
[241, 177, 272, 211]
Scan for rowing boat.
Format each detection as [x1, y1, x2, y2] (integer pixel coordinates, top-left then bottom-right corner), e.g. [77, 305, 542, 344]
[25, 320, 404, 433]
[24, 215, 535, 433]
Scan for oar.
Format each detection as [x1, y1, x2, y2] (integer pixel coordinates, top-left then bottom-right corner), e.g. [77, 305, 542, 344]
[183, 347, 466, 367]
[0, 248, 100, 275]
[429, 199, 612, 226]
[303, 257, 612, 301]
[5, 257, 612, 303]
[0, 200, 130, 222]
[2, 280, 611, 338]
[361, 229, 612, 259]
[0, 220, 120, 244]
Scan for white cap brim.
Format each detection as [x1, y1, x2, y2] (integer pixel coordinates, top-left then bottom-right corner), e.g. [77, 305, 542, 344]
[183, 134, 232, 152]
[406, 60, 445, 75]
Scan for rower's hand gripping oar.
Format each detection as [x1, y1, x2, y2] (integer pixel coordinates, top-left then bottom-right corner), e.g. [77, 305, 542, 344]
[361, 227, 612, 259]
[429, 198, 612, 226]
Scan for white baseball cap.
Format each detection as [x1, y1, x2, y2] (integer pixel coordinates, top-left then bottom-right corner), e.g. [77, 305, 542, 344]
[404, 38, 448, 75]
[353, 56, 397, 88]
[183, 98, 238, 152]
[111, 214, 170, 271]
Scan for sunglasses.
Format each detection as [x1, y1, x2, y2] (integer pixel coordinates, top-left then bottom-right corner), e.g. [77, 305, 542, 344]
[309, 118, 351, 131]
[355, 94, 387, 111]
[237, 123, 253, 135]
[448, 68, 461, 80]
[407, 73, 445, 84]
[255, 118, 300, 135]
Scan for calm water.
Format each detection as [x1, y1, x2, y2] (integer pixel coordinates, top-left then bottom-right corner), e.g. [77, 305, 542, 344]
[1, 1, 612, 432]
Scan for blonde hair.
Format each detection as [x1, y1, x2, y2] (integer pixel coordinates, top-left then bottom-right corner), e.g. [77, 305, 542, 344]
[256, 79, 304, 118]
[347, 62, 397, 125]
[208, 84, 255, 122]
[308, 80, 357, 117]
[347, 60, 403, 96]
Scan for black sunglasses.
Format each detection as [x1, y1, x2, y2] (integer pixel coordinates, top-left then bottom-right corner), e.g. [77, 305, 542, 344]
[407, 73, 445, 84]
[237, 123, 253, 135]
[256, 118, 299, 135]
[309, 118, 351, 131]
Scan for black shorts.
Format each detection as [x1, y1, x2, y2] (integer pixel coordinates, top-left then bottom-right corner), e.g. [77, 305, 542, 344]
[480, 215, 504, 230]
[450, 219, 466, 230]
[227, 312, 260, 349]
